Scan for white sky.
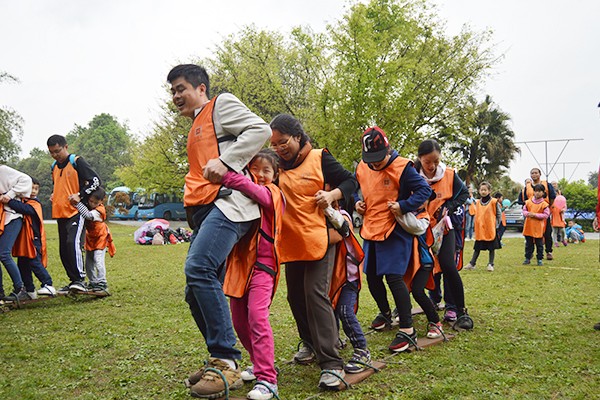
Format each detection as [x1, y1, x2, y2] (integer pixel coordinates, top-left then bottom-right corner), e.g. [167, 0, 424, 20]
[1, 0, 599, 184]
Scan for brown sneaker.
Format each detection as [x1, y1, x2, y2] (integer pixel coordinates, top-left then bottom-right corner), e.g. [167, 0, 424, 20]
[184, 367, 205, 388]
[190, 358, 242, 398]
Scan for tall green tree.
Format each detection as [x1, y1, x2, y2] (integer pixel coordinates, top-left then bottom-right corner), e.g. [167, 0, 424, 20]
[440, 95, 519, 186]
[561, 179, 597, 219]
[588, 170, 598, 189]
[0, 72, 23, 163]
[66, 113, 133, 188]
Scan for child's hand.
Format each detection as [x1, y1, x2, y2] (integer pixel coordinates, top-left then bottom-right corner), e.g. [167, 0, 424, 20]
[355, 200, 366, 215]
[387, 201, 401, 216]
[68, 193, 81, 206]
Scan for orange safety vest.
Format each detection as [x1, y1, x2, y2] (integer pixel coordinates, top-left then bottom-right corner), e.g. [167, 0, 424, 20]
[426, 168, 456, 228]
[51, 157, 80, 218]
[523, 199, 549, 238]
[522, 181, 550, 202]
[85, 204, 116, 256]
[329, 212, 365, 310]
[223, 184, 285, 299]
[356, 157, 410, 241]
[0, 203, 5, 235]
[277, 149, 329, 263]
[184, 97, 223, 207]
[550, 205, 566, 228]
[501, 211, 506, 227]
[12, 199, 47, 267]
[470, 198, 498, 241]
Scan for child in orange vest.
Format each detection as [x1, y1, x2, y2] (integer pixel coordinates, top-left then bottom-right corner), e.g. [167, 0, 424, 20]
[8, 177, 56, 298]
[522, 184, 550, 266]
[69, 187, 115, 293]
[220, 149, 285, 400]
[550, 201, 567, 247]
[465, 182, 501, 272]
[324, 201, 371, 374]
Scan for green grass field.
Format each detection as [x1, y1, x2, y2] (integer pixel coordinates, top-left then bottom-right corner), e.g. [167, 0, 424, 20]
[1, 224, 599, 399]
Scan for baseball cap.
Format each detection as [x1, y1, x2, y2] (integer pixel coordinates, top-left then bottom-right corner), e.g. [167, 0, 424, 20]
[361, 126, 390, 163]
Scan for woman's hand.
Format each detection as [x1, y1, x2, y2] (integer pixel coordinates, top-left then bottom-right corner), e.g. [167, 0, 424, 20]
[315, 190, 335, 210]
[355, 200, 366, 215]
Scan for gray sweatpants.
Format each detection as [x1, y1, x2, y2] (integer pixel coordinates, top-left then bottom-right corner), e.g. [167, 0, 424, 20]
[85, 248, 107, 285]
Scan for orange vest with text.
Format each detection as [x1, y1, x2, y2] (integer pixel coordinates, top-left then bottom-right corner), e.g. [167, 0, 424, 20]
[356, 157, 410, 241]
[278, 149, 329, 263]
[426, 168, 455, 228]
[184, 97, 222, 207]
[224, 184, 285, 299]
[470, 198, 498, 241]
[12, 199, 47, 267]
[329, 212, 365, 310]
[52, 159, 80, 218]
[550, 205, 566, 228]
[523, 199, 549, 238]
[85, 204, 116, 256]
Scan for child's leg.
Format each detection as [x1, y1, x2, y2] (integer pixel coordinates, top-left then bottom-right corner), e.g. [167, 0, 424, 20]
[534, 238, 544, 261]
[551, 227, 558, 245]
[488, 249, 495, 265]
[469, 248, 481, 266]
[335, 281, 367, 350]
[366, 266, 391, 315]
[428, 272, 442, 305]
[94, 249, 107, 284]
[85, 250, 97, 284]
[17, 257, 35, 293]
[559, 228, 567, 243]
[524, 236, 534, 260]
[246, 268, 277, 384]
[385, 274, 413, 329]
[230, 294, 253, 364]
[411, 265, 439, 324]
[30, 243, 53, 288]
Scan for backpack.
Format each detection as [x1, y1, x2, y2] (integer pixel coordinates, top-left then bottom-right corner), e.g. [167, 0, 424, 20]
[51, 154, 78, 171]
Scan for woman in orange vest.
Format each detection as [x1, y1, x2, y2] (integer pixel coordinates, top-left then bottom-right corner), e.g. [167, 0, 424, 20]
[355, 127, 432, 353]
[415, 139, 474, 330]
[220, 149, 285, 400]
[464, 182, 501, 272]
[270, 114, 358, 390]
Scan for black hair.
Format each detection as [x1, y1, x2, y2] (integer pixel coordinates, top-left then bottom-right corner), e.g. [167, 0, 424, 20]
[479, 181, 492, 190]
[47, 134, 67, 147]
[252, 148, 280, 174]
[533, 183, 546, 194]
[167, 64, 210, 98]
[90, 187, 106, 201]
[270, 114, 310, 148]
[414, 139, 442, 170]
[493, 191, 503, 199]
[530, 167, 541, 174]
[30, 177, 40, 186]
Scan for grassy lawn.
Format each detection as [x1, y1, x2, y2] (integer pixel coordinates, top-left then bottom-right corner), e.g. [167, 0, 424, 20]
[1, 224, 599, 399]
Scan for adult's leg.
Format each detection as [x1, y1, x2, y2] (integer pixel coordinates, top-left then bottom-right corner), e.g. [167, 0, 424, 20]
[0, 218, 24, 292]
[336, 281, 367, 350]
[286, 262, 311, 346]
[61, 215, 86, 282]
[437, 230, 465, 310]
[184, 207, 253, 360]
[428, 272, 442, 305]
[303, 246, 343, 370]
[411, 265, 439, 323]
[365, 249, 391, 314]
[544, 217, 553, 254]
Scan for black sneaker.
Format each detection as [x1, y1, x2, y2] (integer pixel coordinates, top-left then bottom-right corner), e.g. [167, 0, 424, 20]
[454, 309, 474, 330]
[4, 289, 30, 303]
[69, 281, 87, 292]
[371, 311, 393, 330]
[389, 329, 417, 352]
[57, 285, 71, 294]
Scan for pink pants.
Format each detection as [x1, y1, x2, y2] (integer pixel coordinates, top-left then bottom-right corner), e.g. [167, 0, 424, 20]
[230, 268, 277, 384]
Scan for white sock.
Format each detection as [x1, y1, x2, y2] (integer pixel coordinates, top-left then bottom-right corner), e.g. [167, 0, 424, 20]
[219, 358, 236, 370]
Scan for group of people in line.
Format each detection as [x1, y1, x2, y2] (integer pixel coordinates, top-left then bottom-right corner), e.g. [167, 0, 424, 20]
[169, 64, 474, 400]
[0, 135, 114, 304]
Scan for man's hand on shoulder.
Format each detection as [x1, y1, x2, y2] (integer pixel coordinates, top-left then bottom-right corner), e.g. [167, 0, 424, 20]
[204, 158, 228, 183]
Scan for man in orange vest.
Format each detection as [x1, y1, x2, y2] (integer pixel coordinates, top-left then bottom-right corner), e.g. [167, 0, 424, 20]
[167, 64, 271, 399]
[518, 168, 556, 260]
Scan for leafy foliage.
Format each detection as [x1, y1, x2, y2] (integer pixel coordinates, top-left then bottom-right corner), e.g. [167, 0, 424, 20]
[0, 72, 23, 162]
[10, 148, 54, 217]
[560, 179, 597, 218]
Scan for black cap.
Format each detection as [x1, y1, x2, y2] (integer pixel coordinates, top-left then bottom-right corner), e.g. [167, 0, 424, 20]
[362, 126, 390, 163]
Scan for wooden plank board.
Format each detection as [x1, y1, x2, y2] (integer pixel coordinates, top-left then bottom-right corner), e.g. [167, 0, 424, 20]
[0, 294, 61, 310]
[336, 360, 386, 390]
[404, 332, 455, 353]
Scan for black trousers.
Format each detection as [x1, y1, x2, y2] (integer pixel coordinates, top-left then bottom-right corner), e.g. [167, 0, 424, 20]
[544, 216, 553, 254]
[525, 236, 544, 261]
[57, 215, 86, 283]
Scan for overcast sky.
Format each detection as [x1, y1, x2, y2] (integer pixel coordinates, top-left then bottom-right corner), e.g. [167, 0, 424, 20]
[1, 0, 599, 187]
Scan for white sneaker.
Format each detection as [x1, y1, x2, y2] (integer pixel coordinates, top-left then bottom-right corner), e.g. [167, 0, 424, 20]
[27, 291, 38, 300]
[486, 264, 494, 272]
[247, 381, 278, 400]
[241, 365, 256, 382]
[318, 369, 345, 390]
[464, 263, 475, 270]
[37, 285, 57, 296]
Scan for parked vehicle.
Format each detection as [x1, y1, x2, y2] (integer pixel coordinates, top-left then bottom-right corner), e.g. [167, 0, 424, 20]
[504, 201, 524, 231]
[137, 192, 186, 221]
[107, 186, 140, 220]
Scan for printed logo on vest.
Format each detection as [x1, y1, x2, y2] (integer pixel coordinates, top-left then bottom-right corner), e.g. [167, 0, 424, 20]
[195, 126, 202, 137]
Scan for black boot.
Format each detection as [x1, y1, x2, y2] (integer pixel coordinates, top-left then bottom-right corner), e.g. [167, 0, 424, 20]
[454, 308, 474, 330]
